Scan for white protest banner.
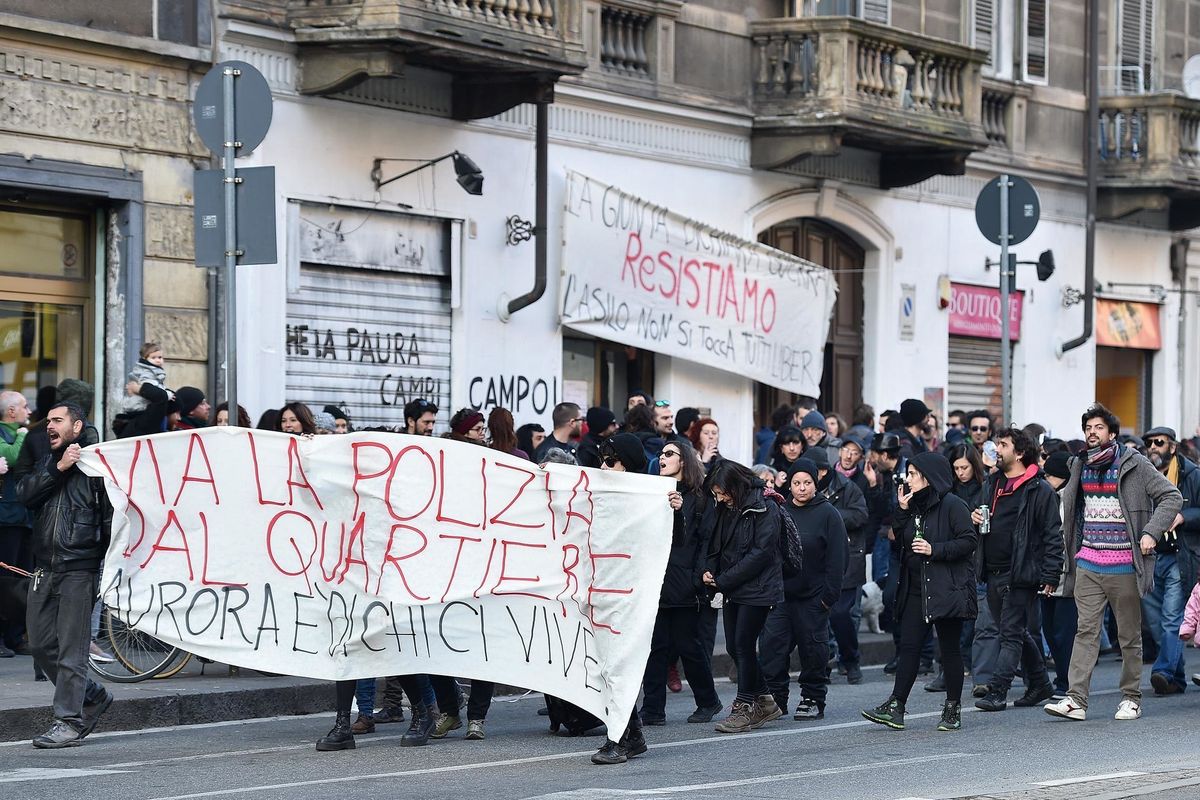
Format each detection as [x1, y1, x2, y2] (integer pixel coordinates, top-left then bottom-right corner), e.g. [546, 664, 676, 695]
[560, 170, 838, 396]
[79, 428, 674, 736]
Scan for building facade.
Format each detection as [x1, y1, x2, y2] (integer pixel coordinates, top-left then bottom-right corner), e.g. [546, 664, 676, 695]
[4, 1, 1199, 456]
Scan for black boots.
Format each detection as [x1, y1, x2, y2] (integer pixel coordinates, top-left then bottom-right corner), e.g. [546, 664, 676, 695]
[315, 712, 356, 751]
[401, 702, 436, 747]
[591, 725, 647, 765]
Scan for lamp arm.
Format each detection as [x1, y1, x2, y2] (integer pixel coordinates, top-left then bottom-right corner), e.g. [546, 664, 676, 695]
[373, 152, 458, 189]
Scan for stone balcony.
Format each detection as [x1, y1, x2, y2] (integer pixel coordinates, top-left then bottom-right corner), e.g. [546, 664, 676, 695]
[286, 0, 587, 118]
[1096, 93, 1200, 230]
[750, 16, 988, 188]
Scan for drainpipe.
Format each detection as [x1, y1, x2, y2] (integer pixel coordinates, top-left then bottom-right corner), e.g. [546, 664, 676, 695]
[1060, 0, 1098, 355]
[498, 100, 548, 321]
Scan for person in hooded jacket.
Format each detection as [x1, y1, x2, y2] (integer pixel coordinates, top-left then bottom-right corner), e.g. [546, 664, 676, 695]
[760, 458, 848, 720]
[640, 439, 723, 726]
[809, 447, 870, 685]
[862, 452, 977, 732]
[703, 461, 785, 734]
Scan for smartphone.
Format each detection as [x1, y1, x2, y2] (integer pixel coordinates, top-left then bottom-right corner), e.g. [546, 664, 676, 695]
[982, 440, 998, 461]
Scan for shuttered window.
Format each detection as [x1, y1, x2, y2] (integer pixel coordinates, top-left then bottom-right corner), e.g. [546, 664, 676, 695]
[1022, 0, 1048, 84]
[948, 336, 1012, 421]
[1118, 0, 1154, 92]
[974, 0, 996, 71]
[861, 0, 889, 23]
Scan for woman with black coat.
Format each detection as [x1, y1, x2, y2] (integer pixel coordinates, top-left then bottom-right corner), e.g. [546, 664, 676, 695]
[702, 461, 785, 734]
[862, 451, 977, 732]
[946, 442, 986, 510]
[769, 425, 806, 482]
[760, 459, 848, 720]
[640, 439, 723, 726]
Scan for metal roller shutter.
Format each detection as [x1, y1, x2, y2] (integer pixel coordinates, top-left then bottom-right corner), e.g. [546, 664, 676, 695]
[947, 335, 1006, 419]
[285, 264, 451, 430]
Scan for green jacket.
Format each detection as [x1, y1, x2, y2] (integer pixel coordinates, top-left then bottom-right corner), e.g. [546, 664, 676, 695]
[1061, 446, 1183, 597]
[0, 420, 25, 463]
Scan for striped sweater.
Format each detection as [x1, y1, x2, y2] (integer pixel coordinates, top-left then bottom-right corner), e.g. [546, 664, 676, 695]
[1076, 460, 1133, 574]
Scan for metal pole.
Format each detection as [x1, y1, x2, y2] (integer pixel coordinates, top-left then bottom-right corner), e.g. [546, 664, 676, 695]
[999, 174, 1011, 427]
[222, 67, 239, 424]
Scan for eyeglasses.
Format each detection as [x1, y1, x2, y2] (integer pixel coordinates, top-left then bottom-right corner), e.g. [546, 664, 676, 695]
[573, 417, 585, 423]
[654, 400, 670, 407]
[970, 426, 990, 433]
[1146, 438, 1171, 448]
[661, 450, 680, 459]
[602, 456, 620, 468]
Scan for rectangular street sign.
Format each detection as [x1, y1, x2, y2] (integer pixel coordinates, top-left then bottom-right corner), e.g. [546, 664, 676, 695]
[193, 166, 278, 267]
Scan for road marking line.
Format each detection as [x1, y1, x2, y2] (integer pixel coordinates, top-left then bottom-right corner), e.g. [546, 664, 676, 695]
[0, 767, 133, 783]
[1035, 771, 1146, 786]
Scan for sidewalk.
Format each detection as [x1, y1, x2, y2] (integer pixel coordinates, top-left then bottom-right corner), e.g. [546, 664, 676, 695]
[0, 632, 897, 742]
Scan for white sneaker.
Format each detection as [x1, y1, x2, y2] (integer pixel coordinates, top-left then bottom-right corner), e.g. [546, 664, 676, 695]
[1044, 697, 1086, 721]
[1114, 699, 1142, 720]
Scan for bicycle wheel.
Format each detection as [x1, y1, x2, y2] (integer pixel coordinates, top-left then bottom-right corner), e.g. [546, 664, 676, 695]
[152, 649, 193, 679]
[89, 605, 183, 683]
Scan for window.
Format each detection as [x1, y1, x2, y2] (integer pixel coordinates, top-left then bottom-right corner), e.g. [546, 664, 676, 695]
[1022, 0, 1048, 84]
[802, 0, 889, 23]
[1117, 0, 1155, 92]
[974, 0, 997, 72]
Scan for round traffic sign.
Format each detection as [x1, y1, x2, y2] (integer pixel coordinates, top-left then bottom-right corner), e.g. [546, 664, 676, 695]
[974, 175, 1040, 246]
[193, 61, 274, 156]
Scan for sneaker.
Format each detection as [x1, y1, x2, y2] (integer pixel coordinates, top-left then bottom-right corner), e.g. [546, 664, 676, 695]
[373, 706, 405, 724]
[350, 714, 375, 734]
[79, 691, 114, 739]
[32, 720, 84, 749]
[749, 694, 782, 728]
[936, 700, 961, 731]
[1114, 699, 1142, 720]
[621, 726, 647, 758]
[1013, 683, 1055, 708]
[714, 701, 754, 733]
[923, 670, 946, 693]
[792, 698, 824, 721]
[972, 684, 990, 699]
[1150, 672, 1183, 696]
[862, 696, 905, 730]
[1044, 697, 1086, 721]
[464, 719, 485, 740]
[667, 662, 683, 693]
[1193, 673, 1200, 688]
[974, 690, 1007, 712]
[687, 703, 723, 723]
[639, 712, 666, 726]
[845, 664, 863, 685]
[89, 642, 115, 664]
[431, 713, 462, 739]
[591, 739, 627, 765]
[0, 643, 14, 658]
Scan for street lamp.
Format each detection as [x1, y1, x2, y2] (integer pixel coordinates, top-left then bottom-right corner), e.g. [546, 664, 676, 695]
[370, 151, 484, 195]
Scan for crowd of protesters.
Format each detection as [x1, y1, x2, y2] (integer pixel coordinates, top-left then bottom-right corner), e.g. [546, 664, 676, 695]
[2, 353, 1199, 763]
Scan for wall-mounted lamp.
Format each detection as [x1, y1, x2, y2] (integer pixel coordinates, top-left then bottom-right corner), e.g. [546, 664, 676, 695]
[984, 249, 1056, 283]
[370, 151, 484, 195]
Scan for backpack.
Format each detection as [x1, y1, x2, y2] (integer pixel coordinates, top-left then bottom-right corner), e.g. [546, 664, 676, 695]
[762, 486, 804, 578]
[543, 694, 605, 737]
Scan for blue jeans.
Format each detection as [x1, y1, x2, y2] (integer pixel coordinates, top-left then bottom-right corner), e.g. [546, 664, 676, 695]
[871, 531, 891, 583]
[355, 678, 376, 717]
[1142, 554, 1187, 690]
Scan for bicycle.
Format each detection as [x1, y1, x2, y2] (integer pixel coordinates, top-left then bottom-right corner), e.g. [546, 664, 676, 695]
[88, 603, 192, 682]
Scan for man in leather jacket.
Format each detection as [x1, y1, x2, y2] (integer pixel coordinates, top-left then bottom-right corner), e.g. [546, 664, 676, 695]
[17, 402, 113, 748]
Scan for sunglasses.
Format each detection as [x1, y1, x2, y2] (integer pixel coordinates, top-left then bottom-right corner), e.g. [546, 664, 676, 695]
[602, 456, 620, 468]
[573, 417, 586, 423]
[970, 426, 990, 432]
[661, 450, 680, 459]
[654, 400, 670, 407]
[1146, 438, 1171, 448]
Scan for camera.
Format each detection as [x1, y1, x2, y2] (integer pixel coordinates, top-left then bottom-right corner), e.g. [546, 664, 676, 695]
[892, 470, 909, 494]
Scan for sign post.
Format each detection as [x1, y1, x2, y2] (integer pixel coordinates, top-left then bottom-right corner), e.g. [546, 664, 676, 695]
[975, 175, 1040, 426]
[192, 60, 276, 425]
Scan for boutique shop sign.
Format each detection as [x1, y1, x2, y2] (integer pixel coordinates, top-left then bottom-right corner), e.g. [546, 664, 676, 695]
[560, 171, 837, 397]
[80, 428, 673, 738]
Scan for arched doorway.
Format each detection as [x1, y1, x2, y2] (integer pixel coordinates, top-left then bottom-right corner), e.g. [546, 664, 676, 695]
[758, 218, 864, 422]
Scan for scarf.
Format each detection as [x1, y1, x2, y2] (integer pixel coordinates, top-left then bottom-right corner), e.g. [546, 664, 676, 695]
[836, 462, 858, 479]
[1166, 454, 1181, 487]
[1086, 441, 1119, 468]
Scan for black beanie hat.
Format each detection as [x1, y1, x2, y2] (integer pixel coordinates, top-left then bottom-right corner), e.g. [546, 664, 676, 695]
[586, 406, 617, 433]
[601, 432, 648, 473]
[175, 386, 205, 417]
[900, 398, 931, 427]
[786, 457, 819, 485]
[1043, 451, 1072, 480]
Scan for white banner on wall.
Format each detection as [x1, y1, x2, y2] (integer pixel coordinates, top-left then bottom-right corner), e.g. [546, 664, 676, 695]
[560, 171, 838, 396]
[80, 428, 674, 737]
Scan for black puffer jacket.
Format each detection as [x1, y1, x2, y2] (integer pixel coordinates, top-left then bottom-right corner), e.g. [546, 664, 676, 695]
[894, 452, 978, 622]
[783, 492, 847, 607]
[820, 470, 869, 589]
[979, 465, 1064, 589]
[17, 439, 112, 573]
[706, 485, 784, 606]
[660, 487, 714, 608]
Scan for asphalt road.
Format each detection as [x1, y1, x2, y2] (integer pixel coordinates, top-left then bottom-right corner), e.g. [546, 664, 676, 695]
[1, 659, 1197, 800]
